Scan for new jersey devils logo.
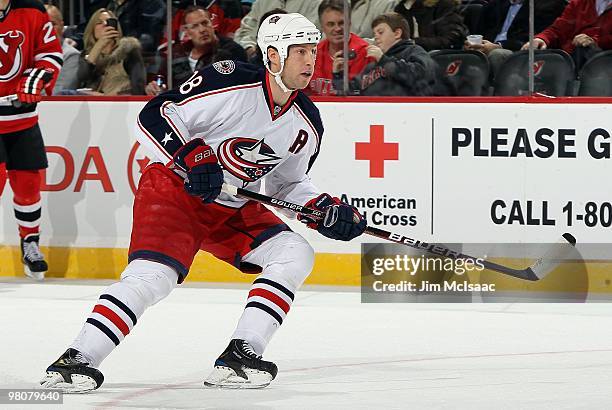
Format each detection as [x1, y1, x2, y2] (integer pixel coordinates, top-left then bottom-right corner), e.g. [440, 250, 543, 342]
[0, 30, 25, 81]
[533, 60, 545, 76]
[446, 60, 462, 76]
[217, 137, 282, 183]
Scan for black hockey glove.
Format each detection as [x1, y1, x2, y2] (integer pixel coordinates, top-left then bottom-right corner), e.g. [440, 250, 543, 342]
[173, 138, 223, 203]
[300, 194, 366, 241]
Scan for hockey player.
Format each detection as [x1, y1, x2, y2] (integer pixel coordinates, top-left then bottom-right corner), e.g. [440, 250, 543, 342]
[0, 0, 63, 280]
[40, 13, 366, 392]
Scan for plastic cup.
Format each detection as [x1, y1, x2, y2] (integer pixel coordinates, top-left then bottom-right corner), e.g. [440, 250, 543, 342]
[467, 35, 483, 45]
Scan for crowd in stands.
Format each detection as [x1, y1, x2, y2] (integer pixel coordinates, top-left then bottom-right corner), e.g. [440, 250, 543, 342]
[464, 0, 566, 75]
[44, 0, 612, 97]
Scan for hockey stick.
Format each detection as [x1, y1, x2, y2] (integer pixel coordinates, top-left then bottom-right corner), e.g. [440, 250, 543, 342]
[0, 94, 18, 106]
[222, 184, 576, 281]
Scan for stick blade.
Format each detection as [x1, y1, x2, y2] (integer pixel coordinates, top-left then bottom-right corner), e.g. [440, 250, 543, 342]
[562, 232, 577, 246]
[527, 233, 577, 280]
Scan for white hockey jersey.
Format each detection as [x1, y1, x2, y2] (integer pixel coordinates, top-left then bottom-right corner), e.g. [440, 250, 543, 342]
[135, 60, 324, 211]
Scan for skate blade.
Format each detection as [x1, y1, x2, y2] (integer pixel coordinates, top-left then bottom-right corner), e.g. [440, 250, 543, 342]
[24, 266, 45, 281]
[203, 366, 272, 389]
[40, 371, 97, 393]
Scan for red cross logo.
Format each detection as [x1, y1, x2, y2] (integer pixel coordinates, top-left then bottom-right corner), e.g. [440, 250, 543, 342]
[355, 125, 399, 178]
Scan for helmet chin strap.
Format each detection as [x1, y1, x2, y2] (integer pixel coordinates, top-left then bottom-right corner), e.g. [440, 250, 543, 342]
[273, 73, 294, 93]
[266, 58, 295, 94]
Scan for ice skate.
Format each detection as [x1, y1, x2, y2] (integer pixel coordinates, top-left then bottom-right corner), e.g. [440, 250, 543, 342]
[21, 235, 48, 280]
[204, 339, 278, 389]
[40, 348, 104, 393]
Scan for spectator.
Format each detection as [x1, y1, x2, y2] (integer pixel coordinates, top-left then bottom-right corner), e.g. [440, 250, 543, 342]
[234, 0, 323, 59]
[78, 9, 146, 95]
[105, 0, 166, 53]
[351, 0, 400, 39]
[212, 0, 246, 36]
[161, 0, 245, 47]
[145, 6, 247, 96]
[522, 0, 612, 67]
[394, 0, 467, 51]
[58, 0, 164, 52]
[333, 12, 437, 95]
[309, 0, 376, 95]
[234, 1, 398, 56]
[465, 0, 565, 75]
[45, 4, 80, 93]
[242, 0, 254, 15]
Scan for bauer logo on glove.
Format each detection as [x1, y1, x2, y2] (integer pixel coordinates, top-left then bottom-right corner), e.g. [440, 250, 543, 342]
[173, 138, 224, 203]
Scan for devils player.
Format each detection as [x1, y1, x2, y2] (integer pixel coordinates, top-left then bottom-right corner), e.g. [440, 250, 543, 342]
[40, 13, 365, 392]
[0, 0, 62, 279]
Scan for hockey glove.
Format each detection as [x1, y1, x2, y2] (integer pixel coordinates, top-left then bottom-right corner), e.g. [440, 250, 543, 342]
[173, 138, 223, 203]
[16, 68, 53, 104]
[300, 194, 366, 241]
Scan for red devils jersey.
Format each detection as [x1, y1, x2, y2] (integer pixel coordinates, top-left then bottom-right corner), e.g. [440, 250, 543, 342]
[0, 0, 63, 133]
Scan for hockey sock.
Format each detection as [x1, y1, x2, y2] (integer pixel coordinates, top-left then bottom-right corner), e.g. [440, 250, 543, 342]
[0, 163, 6, 196]
[8, 170, 42, 238]
[70, 260, 177, 367]
[232, 276, 295, 355]
[232, 232, 314, 355]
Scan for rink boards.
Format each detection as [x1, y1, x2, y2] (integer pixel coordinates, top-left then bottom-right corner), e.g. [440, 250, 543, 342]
[0, 98, 611, 291]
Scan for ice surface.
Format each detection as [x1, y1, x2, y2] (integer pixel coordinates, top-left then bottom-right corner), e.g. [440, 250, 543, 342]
[1, 278, 612, 409]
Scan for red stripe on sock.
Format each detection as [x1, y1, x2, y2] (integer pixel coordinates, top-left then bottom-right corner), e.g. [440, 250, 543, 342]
[248, 288, 290, 314]
[93, 304, 130, 336]
[19, 226, 39, 239]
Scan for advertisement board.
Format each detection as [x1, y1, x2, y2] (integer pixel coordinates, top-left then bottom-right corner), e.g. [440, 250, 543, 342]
[1, 100, 610, 282]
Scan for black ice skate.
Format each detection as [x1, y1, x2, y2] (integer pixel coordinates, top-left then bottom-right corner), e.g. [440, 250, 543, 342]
[204, 339, 278, 389]
[40, 348, 104, 393]
[21, 235, 48, 280]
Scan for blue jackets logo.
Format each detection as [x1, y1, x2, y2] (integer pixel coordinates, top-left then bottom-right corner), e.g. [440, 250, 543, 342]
[217, 137, 282, 182]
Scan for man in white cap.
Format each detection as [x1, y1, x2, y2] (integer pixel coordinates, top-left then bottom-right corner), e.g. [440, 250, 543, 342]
[39, 13, 366, 392]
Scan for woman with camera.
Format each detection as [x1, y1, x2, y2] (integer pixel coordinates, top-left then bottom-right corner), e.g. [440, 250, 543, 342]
[77, 9, 145, 95]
